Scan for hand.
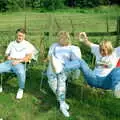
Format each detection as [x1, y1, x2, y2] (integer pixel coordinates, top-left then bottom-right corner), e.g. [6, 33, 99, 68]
[79, 32, 88, 42]
[43, 58, 48, 63]
[12, 60, 21, 65]
[7, 56, 12, 60]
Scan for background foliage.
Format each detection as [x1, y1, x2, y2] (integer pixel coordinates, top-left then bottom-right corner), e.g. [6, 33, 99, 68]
[0, 0, 120, 12]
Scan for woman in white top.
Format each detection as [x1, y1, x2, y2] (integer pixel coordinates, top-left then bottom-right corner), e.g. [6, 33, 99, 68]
[64, 32, 120, 98]
[47, 31, 81, 117]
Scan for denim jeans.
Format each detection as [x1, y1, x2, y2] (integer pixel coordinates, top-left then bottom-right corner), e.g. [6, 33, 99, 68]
[64, 59, 120, 90]
[0, 60, 26, 89]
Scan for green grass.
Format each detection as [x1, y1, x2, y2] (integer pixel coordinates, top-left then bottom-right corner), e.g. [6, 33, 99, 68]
[0, 68, 120, 120]
[0, 5, 120, 120]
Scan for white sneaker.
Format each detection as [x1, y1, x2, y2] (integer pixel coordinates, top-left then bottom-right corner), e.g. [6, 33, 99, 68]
[0, 86, 3, 93]
[60, 103, 70, 117]
[16, 88, 23, 99]
[114, 90, 120, 98]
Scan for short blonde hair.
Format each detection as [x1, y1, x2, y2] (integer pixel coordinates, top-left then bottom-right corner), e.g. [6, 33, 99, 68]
[99, 40, 113, 55]
[57, 31, 71, 45]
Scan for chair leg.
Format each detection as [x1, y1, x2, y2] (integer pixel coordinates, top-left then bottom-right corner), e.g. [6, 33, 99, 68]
[39, 71, 48, 94]
[40, 63, 47, 93]
[40, 71, 45, 91]
[0, 74, 3, 92]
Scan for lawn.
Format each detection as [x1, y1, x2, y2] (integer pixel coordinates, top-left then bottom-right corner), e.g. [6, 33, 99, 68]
[0, 69, 120, 120]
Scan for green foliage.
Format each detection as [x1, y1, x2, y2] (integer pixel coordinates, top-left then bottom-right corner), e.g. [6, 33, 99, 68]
[0, 0, 8, 12]
[26, 0, 41, 8]
[40, 0, 65, 10]
[65, 0, 107, 8]
[7, 0, 24, 11]
[0, 0, 120, 12]
[109, 0, 120, 5]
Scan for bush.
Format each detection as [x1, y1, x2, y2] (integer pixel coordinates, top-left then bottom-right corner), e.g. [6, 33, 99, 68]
[109, 0, 120, 5]
[26, 0, 41, 8]
[76, 0, 100, 8]
[40, 0, 65, 10]
[7, 0, 24, 11]
[65, 0, 111, 8]
[0, 0, 8, 12]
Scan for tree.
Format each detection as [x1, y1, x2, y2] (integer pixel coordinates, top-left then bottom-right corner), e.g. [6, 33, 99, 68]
[0, 0, 8, 12]
[40, 0, 65, 10]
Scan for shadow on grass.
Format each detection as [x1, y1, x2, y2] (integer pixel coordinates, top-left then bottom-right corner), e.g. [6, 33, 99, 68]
[1, 73, 18, 94]
[25, 67, 59, 112]
[1, 67, 59, 114]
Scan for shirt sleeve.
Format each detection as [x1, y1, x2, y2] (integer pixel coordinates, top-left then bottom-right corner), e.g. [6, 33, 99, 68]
[25, 42, 39, 61]
[5, 42, 13, 56]
[48, 43, 58, 56]
[26, 42, 38, 57]
[91, 43, 99, 56]
[115, 47, 120, 57]
[70, 46, 81, 60]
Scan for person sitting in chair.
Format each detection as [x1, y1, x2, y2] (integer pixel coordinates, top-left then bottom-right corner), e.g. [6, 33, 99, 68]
[64, 32, 120, 98]
[0, 28, 37, 99]
[47, 31, 81, 117]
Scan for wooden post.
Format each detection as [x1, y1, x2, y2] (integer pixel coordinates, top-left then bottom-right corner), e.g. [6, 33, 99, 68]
[106, 16, 109, 33]
[54, 17, 61, 31]
[24, 0, 27, 31]
[116, 16, 120, 46]
[49, 14, 53, 41]
[69, 18, 74, 38]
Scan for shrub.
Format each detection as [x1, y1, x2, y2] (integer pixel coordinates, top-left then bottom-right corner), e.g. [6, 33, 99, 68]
[7, 0, 24, 11]
[40, 0, 65, 10]
[0, 0, 8, 12]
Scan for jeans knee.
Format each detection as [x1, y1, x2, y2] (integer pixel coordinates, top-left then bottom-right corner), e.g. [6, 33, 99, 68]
[18, 70, 25, 75]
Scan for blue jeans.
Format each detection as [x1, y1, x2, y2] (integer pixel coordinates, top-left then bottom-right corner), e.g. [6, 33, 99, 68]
[64, 59, 120, 90]
[0, 60, 26, 89]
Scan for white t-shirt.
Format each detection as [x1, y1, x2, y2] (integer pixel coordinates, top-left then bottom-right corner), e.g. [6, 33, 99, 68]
[48, 43, 81, 64]
[91, 44, 120, 77]
[47, 43, 81, 74]
[5, 40, 33, 59]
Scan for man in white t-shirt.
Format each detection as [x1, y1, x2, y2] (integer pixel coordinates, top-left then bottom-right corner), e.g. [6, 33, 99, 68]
[64, 32, 120, 98]
[0, 28, 36, 99]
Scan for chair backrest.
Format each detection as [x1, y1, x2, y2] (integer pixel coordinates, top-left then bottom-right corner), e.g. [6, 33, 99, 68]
[116, 59, 120, 67]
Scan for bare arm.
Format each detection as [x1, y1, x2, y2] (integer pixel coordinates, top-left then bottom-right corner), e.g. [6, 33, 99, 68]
[79, 32, 93, 47]
[6, 53, 32, 65]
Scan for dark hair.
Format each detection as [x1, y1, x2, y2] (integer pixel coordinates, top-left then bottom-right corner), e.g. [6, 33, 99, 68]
[16, 28, 26, 34]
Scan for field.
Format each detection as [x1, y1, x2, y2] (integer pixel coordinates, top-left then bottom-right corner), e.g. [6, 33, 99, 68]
[0, 5, 120, 120]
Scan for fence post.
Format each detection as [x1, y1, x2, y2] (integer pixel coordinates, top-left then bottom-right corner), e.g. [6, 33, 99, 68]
[24, 0, 27, 31]
[116, 16, 120, 46]
[106, 16, 109, 33]
[49, 14, 53, 43]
